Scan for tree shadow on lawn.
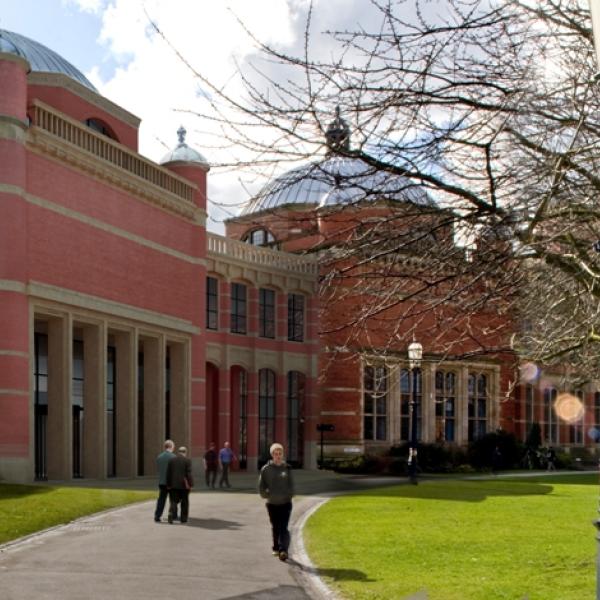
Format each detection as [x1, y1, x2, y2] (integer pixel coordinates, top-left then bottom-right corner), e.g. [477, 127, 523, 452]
[353, 479, 559, 502]
[0, 483, 54, 501]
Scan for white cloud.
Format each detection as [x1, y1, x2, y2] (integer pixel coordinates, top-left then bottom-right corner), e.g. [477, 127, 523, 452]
[80, 0, 370, 230]
[63, 0, 105, 15]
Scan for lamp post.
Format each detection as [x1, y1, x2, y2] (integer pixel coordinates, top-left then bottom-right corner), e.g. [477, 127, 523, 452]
[407, 341, 423, 485]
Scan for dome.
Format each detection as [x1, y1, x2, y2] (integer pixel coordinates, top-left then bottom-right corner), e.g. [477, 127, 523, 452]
[0, 29, 97, 91]
[240, 155, 434, 216]
[160, 126, 210, 170]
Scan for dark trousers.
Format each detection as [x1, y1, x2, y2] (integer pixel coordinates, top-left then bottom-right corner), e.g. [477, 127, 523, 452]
[219, 464, 231, 487]
[205, 468, 217, 488]
[155, 484, 169, 520]
[169, 489, 190, 523]
[266, 502, 292, 553]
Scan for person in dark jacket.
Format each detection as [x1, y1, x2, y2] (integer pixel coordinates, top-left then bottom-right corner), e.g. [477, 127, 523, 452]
[154, 439, 175, 522]
[166, 446, 193, 524]
[203, 442, 218, 489]
[258, 442, 295, 561]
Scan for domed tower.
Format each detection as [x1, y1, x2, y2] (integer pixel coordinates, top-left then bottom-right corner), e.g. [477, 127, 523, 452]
[160, 125, 210, 211]
[226, 108, 435, 252]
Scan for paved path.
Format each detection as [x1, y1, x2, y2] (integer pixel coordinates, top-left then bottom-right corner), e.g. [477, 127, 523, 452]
[0, 470, 396, 600]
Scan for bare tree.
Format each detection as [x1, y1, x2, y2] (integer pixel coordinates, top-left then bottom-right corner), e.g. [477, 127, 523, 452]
[152, 0, 600, 378]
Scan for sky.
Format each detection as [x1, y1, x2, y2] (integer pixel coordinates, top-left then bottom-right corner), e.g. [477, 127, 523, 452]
[0, 0, 375, 231]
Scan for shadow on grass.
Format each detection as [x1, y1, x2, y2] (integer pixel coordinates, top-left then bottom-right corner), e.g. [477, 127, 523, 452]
[289, 557, 375, 582]
[0, 484, 54, 501]
[351, 479, 558, 502]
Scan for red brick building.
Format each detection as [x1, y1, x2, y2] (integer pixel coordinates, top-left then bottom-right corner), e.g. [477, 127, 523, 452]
[0, 31, 596, 483]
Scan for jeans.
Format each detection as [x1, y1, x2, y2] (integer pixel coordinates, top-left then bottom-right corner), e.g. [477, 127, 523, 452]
[154, 484, 169, 520]
[266, 502, 292, 553]
[205, 468, 217, 488]
[219, 463, 231, 487]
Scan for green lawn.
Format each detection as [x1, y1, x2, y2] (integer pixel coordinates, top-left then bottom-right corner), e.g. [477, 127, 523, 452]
[0, 484, 155, 545]
[304, 474, 597, 600]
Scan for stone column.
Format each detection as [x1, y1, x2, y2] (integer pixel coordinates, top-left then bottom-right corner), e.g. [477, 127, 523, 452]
[168, 340, 189, 450]
[82, 321, 106, 479]
[47, 314, 72, 480]
[141, 335, 165, 476]
[114, 328, 137, 478]
[458, 366, 469, 445]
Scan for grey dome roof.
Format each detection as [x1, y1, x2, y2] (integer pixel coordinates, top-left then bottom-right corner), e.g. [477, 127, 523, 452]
[160, 126, 210, 169]
[0, 29, 97, 91]
[240, 155, 433, 216]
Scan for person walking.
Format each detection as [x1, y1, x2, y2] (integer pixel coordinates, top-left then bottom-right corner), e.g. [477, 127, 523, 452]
[154, 439, 175, 522]
[166, 446, 193, 524]
[546, 446, 557, 471]
[218, 441, 236, 488]
[258, 442, 295, 562]
[203, 442, 218, 489]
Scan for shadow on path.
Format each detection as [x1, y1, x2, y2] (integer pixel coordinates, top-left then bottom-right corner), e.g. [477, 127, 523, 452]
[289, 557, 376, 583]
[219, 584, 310, 599]
[183, 516, 242, 530]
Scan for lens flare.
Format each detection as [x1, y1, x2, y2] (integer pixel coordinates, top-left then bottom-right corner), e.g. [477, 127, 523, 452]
[554, 393, 584, 424]
[519, 362, 540, 383]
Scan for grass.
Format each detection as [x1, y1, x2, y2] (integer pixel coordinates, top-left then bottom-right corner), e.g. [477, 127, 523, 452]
[0, 484, 155, 545]
[304, 473, 598, 600]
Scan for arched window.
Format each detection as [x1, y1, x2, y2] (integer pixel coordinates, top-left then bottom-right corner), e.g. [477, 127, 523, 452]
[435, 370, 456, 442]
[258, 369, 276, 466]
[242, 228, 278, 249]
[85, 118, 118, 141]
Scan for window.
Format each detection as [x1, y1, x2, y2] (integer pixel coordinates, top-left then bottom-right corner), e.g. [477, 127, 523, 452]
[258, 369, 276, 466]
[435, 370, 456, 442]
[468, 373, 487, 441]
[242, 228, 278, 248]
[287, 371, 305, 466]
[206, 277, 218, 330]
[400, 368, 422, 441]
[542, 387, 558, 444]
[34, 332, 48, 480]
[72, 340, 84, 478]
[238, 369, 248, 469]
[288, 294, 304, 342]
[525, 384, 535, 439]
[85, 118, 116, 140]
[106, 346, 116, 478]
[259, 288, 276, 338]
[231, 283, 247, 334]
[568, 390, 583, 445]
[364, 365, 388, 440]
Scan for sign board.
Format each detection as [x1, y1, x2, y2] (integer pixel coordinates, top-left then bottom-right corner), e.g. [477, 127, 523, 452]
[316, 423, 335, 432]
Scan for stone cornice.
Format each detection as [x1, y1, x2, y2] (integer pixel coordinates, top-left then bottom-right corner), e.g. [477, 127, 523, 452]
[26, 126, 205, 223]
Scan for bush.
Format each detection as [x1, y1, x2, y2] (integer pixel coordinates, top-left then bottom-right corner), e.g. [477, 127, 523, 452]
[468, 430, 522, 470]
[389, 442, 470, 473]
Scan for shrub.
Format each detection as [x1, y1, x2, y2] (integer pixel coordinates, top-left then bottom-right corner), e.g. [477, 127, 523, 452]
[468, 430, 522, 470]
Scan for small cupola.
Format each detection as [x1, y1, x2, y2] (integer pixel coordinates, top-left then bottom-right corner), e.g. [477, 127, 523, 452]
[160, 126, 210, 171]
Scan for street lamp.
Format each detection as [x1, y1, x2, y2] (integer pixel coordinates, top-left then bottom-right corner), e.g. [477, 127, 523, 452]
[407, 340, 423, 485]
